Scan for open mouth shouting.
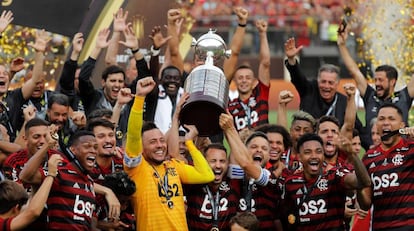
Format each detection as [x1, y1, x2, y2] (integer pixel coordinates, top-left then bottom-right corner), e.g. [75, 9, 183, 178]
[213, 169, 224, 183]
[252, 153, 263, 165]
[307, 159, 321, 173]
[85, 155, 96, 169]
[324, 141, 336, 155]
[111, 87, 120, 98]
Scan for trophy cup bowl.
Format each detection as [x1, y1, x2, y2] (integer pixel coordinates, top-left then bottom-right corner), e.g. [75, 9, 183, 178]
[179, 30, 231, 136]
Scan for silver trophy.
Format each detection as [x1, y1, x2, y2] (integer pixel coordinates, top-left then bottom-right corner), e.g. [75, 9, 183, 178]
[179, 29, 231, 136]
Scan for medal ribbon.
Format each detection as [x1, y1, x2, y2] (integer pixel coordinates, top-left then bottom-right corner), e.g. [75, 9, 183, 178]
[205, 186, 220, 228]
[152, 165, 171, 207]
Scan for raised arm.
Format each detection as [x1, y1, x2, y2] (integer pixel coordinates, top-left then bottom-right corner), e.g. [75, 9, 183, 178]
[111, 87, 133, 129]
[13, 105, 37, 147]
[90, 28, 110, 60]
[124, 77, 156, 163]
[165, 92, 189, 160]
[340, 83, 357, 140]
[105, 8, 128, 66]
[177, 124, 214, 184]
[337, 24, 367, 96]
[256, 19, 270, 86]
[220, 111, 262, 180]
[277, 90, 294, 129]
[149, 25, 171, 80]
[0, 10, 13, 33]
[285, 37, 303, 66]
[22, 29, 50, 100]
[78, 28, 110, 105]
[10, 154, 62, 231]
[119, 23, 142, 62]
[59, 33, 84, 94]
[223, 7, 248, 82]
[166, 9, 184, 73]
[284, 37, 312, 96]
[340, 138, 372, 210]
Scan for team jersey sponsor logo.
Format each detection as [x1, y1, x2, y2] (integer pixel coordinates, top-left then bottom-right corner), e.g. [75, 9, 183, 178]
[73, 195, 95, 221]
[292, 178, 305, 183]
[298, 199, 327, 216]
[367, 151, 381, 158]
[239, 198, 256, 212]
[199, 195, 229, 219]
[371, 172, 399, 191]
[235, 111, 259, 130]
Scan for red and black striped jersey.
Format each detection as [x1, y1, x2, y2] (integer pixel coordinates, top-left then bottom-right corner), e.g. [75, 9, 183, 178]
[363, 138, 414, 231]
[237, 176, 282, 231]
[282, 167, 350, 231]
[228, 81, 269, 131]
[47, 159, 96, 231]
[90, 156, 123, 222]
[89, 156, 124, 185]
[185, 179, 241, 231]
[2, 149, 63, 191]
[0, 217, 12, 231]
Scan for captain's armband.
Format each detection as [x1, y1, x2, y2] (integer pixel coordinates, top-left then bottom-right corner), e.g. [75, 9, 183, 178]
[254, 168, 270, 186]
[124, 154, 142, 168]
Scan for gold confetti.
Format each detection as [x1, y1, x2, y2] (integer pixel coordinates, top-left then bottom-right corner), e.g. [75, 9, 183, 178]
[0, 25, 70, 90]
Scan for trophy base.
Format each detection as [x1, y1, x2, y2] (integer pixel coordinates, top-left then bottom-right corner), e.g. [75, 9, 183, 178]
[180, 98, 226, 137]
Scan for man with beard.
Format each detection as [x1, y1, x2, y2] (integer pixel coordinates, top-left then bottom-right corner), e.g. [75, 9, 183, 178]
[78, 26, 137, 117]
[185, 143, 240, 231]
[362, 103, 414, 230]
[316, 83, 359, 170]
[86, 118, 123, 183]
[86, 119, 127, 230]
[124, 77, 214, 231]
[220, 112, 282, 231]
[45, 93, 79, 149]
[255, 124, 292, 177]
[316, 116, 350, 169]
[337, 24, 414, 147]
[281, 133, 371, 231]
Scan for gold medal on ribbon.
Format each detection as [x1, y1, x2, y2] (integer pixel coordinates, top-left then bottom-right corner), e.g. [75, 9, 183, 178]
[210, 227, 219, 231]
[288, 214, 296, 224]
[167, 200, 174, 209]
[116, 130, 123, 140]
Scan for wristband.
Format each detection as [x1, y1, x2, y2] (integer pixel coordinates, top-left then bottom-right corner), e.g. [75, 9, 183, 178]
[47, 172, 58, 177]
[238, 23, 247, 27]
[151, 45, 160, 56]
[131, 48, 139, 54]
